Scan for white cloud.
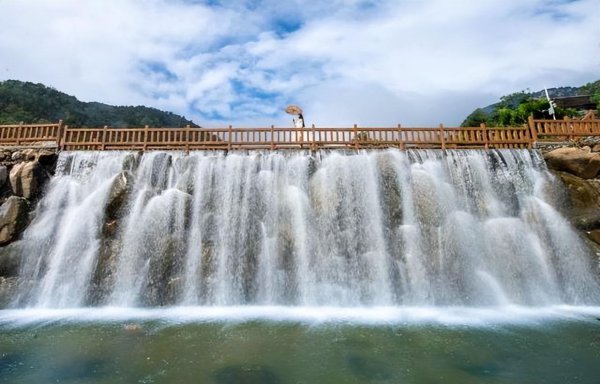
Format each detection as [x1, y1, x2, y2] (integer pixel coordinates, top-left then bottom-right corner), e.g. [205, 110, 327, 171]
[0, 0, 598, 127]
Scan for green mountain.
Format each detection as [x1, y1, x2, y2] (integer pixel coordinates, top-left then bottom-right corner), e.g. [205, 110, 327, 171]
[0, 80, 199, 128]
[462, 80, 600, 127]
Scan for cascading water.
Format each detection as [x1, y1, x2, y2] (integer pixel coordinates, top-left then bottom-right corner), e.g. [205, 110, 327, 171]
[9, 149, 600, 309]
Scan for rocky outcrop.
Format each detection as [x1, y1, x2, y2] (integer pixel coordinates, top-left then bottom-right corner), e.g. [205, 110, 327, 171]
[543, 147, 600, 179]
[0, 147, 58, 247]
[0, 196, 30, 245]
[9, 161, 48, 199]
[545, 146, 600, 249]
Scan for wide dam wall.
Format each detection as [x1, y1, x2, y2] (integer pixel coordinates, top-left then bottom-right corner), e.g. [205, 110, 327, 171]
[1, 148, 599, 309]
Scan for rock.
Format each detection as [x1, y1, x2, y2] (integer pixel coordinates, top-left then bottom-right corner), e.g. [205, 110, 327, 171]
[9, 161, 48, 199]
[544, 148, 600, 179]
[554, 172, 600, 230]
[11, 151, 22, 161]
[0, 166, 7, 189]
[121, 153, 139, 172]
[36, 150, 57, 167]
[556, 172, 600, 211]
[0, 196, 30, 245]
[103, 220, 118, 237]
[573, 212, 600, 231]
[586, 229, 600, 245]
[21, 149, 36, 161]
[105, 171, 133, 221]
[593, 144, 600, 153]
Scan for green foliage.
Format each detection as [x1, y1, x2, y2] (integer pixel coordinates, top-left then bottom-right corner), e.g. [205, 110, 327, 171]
[461, 108, 488, 127]
[578, 80, 600, 96]
[591, 92, 600, 110]
[0, 80, 198, 127]
[462, 89, 584, 127]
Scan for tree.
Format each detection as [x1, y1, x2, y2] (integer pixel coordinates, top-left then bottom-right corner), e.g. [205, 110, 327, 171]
[461, 108, 489, 127]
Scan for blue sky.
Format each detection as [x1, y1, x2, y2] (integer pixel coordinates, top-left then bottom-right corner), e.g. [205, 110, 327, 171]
[0, 0, 598, 127]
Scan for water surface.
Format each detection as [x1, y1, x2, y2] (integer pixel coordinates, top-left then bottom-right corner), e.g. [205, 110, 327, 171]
[2, 306, 600, 384]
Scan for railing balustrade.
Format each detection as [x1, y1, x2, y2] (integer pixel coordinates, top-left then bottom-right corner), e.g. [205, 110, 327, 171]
[0, 118, 599, 151]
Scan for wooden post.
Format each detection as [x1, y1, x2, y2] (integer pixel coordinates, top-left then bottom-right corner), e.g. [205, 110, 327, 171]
[143, 125, 149, 151]
[353, 124, 359, 150]
[101, 125, 108, 150]
[185, 125, 190, 152]
[56, 120, 64, 149]
[311, 124, 316, 151]
[61, 125, 69, 151]
[16, 121, 23, 145]
[439, 123, 445, 150]
[271, 125, 275, 150]
[481, 123, 488, 149]
[527, 115, 537, 148]
[228, 125, 233, 151]
[398, 124, 405, 150]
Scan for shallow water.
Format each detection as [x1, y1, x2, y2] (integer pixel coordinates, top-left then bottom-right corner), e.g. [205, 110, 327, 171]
[2, 307, 600, 384]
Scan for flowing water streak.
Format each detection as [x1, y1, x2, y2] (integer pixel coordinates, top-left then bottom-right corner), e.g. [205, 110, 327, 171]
[10, 149, 600, 309]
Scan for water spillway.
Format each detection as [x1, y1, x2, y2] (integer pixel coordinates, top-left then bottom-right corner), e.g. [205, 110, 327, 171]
[9, 149, 600, 309]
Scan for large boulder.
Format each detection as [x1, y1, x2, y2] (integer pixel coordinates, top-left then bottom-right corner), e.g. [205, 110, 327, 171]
[544, 147, 600, 179]
[9, 161, 48, 199]
[0, 196, 30, 245]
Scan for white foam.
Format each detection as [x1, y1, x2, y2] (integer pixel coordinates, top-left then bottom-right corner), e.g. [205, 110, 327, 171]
[1, 306, 600, 328]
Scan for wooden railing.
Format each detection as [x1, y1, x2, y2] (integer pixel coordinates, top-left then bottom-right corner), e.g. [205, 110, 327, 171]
[0, 121, 63, 146]
[528, 116, 600, 142]
[60, 124, 534, 150]
[0, 118, 599, 151]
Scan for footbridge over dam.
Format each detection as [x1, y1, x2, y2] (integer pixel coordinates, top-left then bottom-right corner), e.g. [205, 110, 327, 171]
[1, 116, 599, 151]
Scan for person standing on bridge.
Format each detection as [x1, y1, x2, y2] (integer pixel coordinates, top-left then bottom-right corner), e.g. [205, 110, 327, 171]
[286, 105, 305, 128]
[294, 112, 305, 128]
[286, 105, 306, 147]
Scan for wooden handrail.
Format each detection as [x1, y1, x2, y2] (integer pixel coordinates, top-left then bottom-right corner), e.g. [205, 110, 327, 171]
[1, 119, 599, 151]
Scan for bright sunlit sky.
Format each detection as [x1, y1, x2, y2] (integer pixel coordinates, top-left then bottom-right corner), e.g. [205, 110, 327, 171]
[0, 0, 598, 127]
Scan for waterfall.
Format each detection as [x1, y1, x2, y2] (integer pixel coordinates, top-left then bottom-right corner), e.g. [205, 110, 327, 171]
[10, 149, 600, 308]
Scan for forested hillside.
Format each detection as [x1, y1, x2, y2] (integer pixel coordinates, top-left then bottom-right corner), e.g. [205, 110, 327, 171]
[462, 80, 600, 127]
[0, 80, 198, 127]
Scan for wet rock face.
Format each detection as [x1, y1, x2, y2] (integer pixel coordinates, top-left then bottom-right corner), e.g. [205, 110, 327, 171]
[551, 170, 600, 251]
[544, 148, 600, 179]
[555, 172, 600, 219]
[0, 196, 30, 245]
[106, 171, 133, 218]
